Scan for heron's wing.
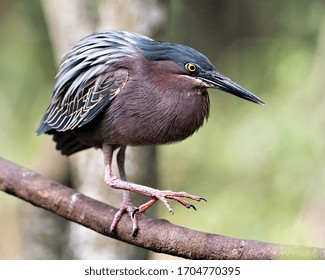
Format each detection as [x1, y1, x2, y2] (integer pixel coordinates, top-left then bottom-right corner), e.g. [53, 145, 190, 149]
[37, 68, 128, 134]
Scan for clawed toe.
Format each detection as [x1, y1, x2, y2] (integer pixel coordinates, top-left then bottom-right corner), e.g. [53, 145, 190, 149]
[110, 199, 139, 236]
[190, 204, 197, 210]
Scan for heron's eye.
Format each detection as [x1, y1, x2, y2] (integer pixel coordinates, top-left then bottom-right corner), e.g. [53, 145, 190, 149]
[185, 63, 197, 73]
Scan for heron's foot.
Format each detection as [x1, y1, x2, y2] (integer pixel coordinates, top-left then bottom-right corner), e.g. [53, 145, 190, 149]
[106, 172, 205, 212]
[110, 191, 139, 236]
[134, 189, 207, 215]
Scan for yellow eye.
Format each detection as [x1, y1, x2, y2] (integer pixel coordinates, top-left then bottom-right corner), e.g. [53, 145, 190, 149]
[186, 63, 197, 73]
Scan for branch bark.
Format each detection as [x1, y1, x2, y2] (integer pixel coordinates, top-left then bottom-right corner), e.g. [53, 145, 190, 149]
[1, 157, 324, 260]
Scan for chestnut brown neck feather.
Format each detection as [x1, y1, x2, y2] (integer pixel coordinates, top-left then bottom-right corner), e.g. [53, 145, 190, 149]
[108, 58, 210, 145]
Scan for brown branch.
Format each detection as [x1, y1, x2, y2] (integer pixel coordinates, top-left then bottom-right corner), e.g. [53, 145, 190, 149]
[1, 157, 324, 260]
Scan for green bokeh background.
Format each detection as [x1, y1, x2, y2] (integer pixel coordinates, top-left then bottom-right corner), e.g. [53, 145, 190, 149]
[0, 0, 324, 258]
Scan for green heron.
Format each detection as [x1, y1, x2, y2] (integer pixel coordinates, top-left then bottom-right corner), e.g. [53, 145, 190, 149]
[37, 30, 264, 236]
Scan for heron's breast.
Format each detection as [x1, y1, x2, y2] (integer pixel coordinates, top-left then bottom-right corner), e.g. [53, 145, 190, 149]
[109, 91, 210, 145]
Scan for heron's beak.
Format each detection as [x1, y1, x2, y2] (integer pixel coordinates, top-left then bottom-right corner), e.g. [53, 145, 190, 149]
[200, 71, 265, 105]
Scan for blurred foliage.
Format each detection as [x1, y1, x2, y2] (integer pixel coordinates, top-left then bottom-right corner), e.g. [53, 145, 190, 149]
[0, 0, 55, 164]
[0, 0, 324, 258]
[159, 0, 325, 245]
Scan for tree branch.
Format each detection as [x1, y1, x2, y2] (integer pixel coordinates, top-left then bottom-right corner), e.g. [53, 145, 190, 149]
[1, 157, 324, 260]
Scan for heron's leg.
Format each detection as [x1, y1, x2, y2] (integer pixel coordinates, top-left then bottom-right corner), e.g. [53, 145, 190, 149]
[114, 146, 139, 235]
[103, 144, 138, 236]
[103, 144, 205, 235]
